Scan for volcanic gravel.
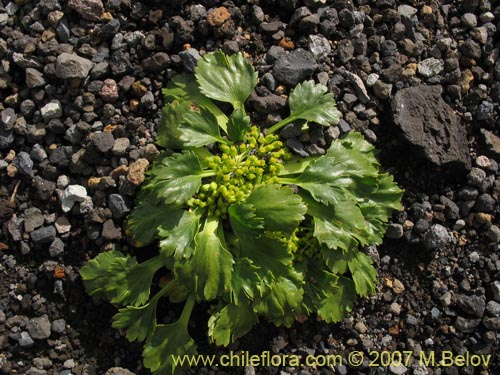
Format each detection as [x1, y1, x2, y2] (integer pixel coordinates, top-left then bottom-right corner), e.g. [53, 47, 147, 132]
[0, 0, 499, 374]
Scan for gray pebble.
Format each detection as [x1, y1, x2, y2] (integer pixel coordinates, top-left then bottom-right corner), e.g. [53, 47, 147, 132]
[423, 224, 451, 250]
[486, 225, 500, 243]
[49, 237, 65, 257]
[27, 315, 51, 340]
[486, 301, 500, 317]
[273, 49, 318, 86]
[30, 226, 56, 244]
[491, 281, 500, 301]
[455, 294, 485, 318]
[474, 193, 495, 212]
[51, 319, 66, 334]
[286, 138, 309, 157]
[108, 194, 130, 219]
[13, 151, 34, 177]
[179, 48, 200, 73]
[385, 223, 404, 239]
[40, 101, 63, 121]
[92, 132, 115, 153]
[19, 331, 35, 347]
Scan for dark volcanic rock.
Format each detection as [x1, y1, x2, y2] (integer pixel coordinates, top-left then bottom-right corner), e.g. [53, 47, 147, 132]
[391, 85, 471, 170]
[272, 49, 318, 86]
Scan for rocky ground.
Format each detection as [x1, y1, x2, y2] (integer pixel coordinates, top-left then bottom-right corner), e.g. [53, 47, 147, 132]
[0, 0, 499, 374]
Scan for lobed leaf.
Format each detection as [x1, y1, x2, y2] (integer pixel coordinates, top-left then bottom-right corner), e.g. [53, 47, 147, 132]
[195, 51, 257, 110]
[143, 297, 197, 375]
[317, 276, 356, 322]
[162, 74, 228, 131]
[175, 217, 234, 301]
[288, 80, 342, 126]
[158, 210, 202, 261]
[125, 189, 184, 246]
[112, 302, 158, 342]
[179, 106, 228, 147]
[208, 303, 258, 346]
[147, 151, 204, 206]
[226, 108, 251, 142]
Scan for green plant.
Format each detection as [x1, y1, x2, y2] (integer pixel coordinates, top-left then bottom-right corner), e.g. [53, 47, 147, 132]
[80, 51, 403, 374]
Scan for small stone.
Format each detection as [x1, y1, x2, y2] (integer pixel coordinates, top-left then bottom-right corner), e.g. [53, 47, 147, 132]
[273, 49, 318, 86]
[207, 7, 231, 27]
[55, 53, 93, 79]
[456, 294, 485, 318]
[491, 281, 500, 302]
[461, 13, 477, 28]
[25, 68, 46, 88]
[390, 302, 402, 315]
[127, 158, 150, 186]
[178, 48, 200, 73]
[104, 368, 136, 375]
[392, 279, 405, 294]
[100, 79, 119, 103]
[385, 223, 404, 239]
[398, 5, 418, 18]
[19, 331, 34, 347]
[486, 225, 500, 243]
[423, 224, 451, 250]
[112, 138, 130, 156]
[372, 80, 392, 99]
[366, 73, 379, 87]
[286, 138, 309, 157]
[480, 12, 495, 23]
[418, 58, 444, 78]
[40, 101, 63, 121]
[142, 52, 170, 73]
[467, 167, 487, 187]
[68, 0, 104, 21]
[108, 194, 130, 219]
[26, 315, 51, 340]
[354, 321, 368, 333]
[486, 301, 500, 317]
[30, 226, 56, 244]
[308, 34, 331, 61]
[51, 319, 66, 334]
[13, 152, 34, 177]
[55, 216, 71, 234]
[453, 219, 466, 231]
[24, 208, 44, 232]
[440, 291, 452, 306]
[49, 237, 65, 257]
[475, 193, 495, 212]
[1, 108, 17, 131]
[102, 219, 121, 240]
[389, 364, 408, 375]
[92, 132, 115, 153]
[455, 316, 481, 333]
[344, 71, 370, 103]
[61, 185, 88, 212]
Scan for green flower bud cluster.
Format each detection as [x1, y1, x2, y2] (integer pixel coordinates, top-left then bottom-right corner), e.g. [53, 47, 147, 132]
[264, 226, 319, 262]
[188, 126, 290, 217]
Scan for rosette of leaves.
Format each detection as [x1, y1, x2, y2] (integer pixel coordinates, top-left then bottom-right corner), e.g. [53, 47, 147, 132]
[80, 51, 403, 374]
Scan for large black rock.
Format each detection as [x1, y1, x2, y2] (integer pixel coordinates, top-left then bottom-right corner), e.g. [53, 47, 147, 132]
[391, 85, 471, 170]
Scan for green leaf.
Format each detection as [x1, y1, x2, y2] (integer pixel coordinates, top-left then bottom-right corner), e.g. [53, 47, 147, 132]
[195, 51, 257, 110]
[179, 106, 228, 147]
[147, 151, 204, 206]
[157, 100, 191, 150]
[244, 185, 307, 233]
[126, 189, 184, 246]
[112, 281, 176, 342]
[229, 258, 261, 305]
[348, 252, 377, 297]
[80, 251, 163, 307]
[320, 247, 377, 297]
[299, 258, 340, 322]
[306, 196, 369, 251]
[289, 80, 342, 126]
[162, 74, 228, 131]
[158, 210, 201, 260]
[253, 275, 304, 326]
[318, 276, 356, 322]
[143, 297, 196, 375]
[228, 203, 264, 237]
[208, 303, 258, 346]
[107, 256, 163, 306]
[80, 250, 126, 300]
[113, 303, 157, 342]
[235, 235, 304, 326]
[176, 217, 234, 300]
[227, 108, 251, 142]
